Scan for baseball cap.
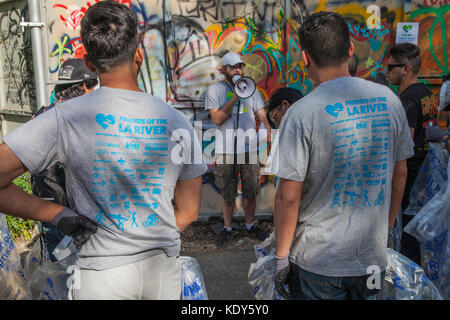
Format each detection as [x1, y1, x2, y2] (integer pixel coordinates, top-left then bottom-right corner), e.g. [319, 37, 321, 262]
[222, 52, 245, 67]
[48, 58, 97, 85]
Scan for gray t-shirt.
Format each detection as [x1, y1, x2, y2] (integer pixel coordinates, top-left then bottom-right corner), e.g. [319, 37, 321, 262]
[266, 77, 414, 277]
[3, 87, 207, 270]
[205, 80, 265, 154]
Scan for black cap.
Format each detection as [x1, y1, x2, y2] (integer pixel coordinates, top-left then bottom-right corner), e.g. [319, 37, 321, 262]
[48, 58, 97, 85]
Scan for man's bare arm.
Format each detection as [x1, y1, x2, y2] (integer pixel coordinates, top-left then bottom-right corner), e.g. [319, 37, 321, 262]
[255, 108, 272, 143]
[209, 95, 239, 126]
[274, 178, 303, 257]
[174, 176, 202, 232]
[388, 160, 408, 227]
[0, 143, 63, 222]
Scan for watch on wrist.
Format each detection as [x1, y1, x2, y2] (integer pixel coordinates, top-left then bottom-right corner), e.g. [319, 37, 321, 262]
[440, 135, 450, 149]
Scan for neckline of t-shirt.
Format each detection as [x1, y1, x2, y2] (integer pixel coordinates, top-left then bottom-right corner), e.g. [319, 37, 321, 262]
[318, 76, 358, 88]
[98, 85, 151, 97]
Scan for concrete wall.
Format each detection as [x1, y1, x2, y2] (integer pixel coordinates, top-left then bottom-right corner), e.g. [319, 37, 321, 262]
[0, 0, 37, 138]
[1, 0, 449, 215]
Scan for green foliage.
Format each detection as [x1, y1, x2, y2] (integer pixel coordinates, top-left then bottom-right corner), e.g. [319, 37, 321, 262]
[5, 173, 37, 241]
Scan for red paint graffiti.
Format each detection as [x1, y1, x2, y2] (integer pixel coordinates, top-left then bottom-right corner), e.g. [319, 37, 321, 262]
[53, 0, 132, 29]
[422, 0, 449, 7]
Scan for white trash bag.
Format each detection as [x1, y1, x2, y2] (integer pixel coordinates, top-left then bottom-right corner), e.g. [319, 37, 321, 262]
[180, 256, 208, 300]
[0, 214, 31, 300]
[378, 249, 443, 300]
[248, 232, 284, 300]
[404, 156, 450, 299]
[404, 142, 448, 216]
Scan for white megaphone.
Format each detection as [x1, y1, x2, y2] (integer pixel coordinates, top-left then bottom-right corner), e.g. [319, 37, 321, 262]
[232, 75, 256, 99]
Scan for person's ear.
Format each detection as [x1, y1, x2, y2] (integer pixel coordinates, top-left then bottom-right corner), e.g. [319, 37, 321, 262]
[349, 41, 355, 58]
[83, 54, 97, 73]
[301, 50, 310, 67]
[281, 99, 291, 110]
[135, 47, 144, 68]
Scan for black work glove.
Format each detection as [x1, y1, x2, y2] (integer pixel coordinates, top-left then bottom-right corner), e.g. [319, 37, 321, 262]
[274, 255, 292, 300]
[50, 207, 98, 249]
[387, 226, 394, 249]
[425, 126, 446, 142]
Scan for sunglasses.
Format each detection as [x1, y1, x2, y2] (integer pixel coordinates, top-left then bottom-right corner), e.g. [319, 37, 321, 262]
[386, 63, 406, 72]
[227, 64, 245, 70]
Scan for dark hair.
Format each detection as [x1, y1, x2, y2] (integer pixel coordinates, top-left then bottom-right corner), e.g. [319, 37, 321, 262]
[54, 79, 98, 100]
[348, 53, 359, 76]
[80, 1, 139, 73]
[298, 11, 350, 68]
[266, 87, 304, 128]
[388, 43, 421, 74]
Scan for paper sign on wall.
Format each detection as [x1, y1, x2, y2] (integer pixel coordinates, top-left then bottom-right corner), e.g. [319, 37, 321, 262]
[395, 22, 419, 45]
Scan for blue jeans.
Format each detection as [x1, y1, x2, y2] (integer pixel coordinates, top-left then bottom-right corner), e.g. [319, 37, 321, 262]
[38, 222, 66, 262]
[288, 263, 385, 300]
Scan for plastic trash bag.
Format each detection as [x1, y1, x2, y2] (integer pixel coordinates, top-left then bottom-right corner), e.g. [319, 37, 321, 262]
[180, 256, 208, 300]
[404, 156, 450, 300]
[0, 214, 31, 300]
[378, 249, 443, 300]
[248, 232, 284, 300]
[24, 235, 79, 300]
[404, 142, 448, 216]
[23, 237, 50, 281]
[249, 233, 441, 300]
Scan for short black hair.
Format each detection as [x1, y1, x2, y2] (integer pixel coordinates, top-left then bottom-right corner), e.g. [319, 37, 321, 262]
[80, 1, 139, 73]
[298, 11, 350, 68]
[266, 87, 303, 128]
[388, 43, 421, 74]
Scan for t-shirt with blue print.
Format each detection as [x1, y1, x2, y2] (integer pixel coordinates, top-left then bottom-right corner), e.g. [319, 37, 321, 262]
[266, 76, 414, 277]
[3, 86, 207, 270]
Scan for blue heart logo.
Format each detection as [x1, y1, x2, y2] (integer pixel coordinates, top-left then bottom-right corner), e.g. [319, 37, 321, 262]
[325, 103, 344, 118]
[96, 113, 116, 129]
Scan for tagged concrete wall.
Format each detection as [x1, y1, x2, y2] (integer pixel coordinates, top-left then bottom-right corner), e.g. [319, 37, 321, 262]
[0, 0, 36, 137]
[1, 0, 448, 215]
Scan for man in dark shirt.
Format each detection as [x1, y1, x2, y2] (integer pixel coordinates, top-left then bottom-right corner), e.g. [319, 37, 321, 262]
[387, 43, 438, 264]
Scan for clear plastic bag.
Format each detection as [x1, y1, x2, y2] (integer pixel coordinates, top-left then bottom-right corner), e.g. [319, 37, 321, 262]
[248, 232, 284, 300]
[404, 142, 448, 216]
[180, 256, 208, 300]
[378, 249, 443, 300]
[0, 214, 31, 300]
[404, 156, 450, 299]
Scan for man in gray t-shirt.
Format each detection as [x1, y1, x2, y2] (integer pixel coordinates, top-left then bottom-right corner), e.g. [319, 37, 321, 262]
[268, 12, 414, 300]
[0, 2, 206, 299]
[205, 52, 271, 246]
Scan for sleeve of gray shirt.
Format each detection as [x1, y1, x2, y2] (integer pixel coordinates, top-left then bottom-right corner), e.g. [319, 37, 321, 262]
[266, 108, 309, 181]
[252, 89, 265, 113]
[2, 107, 60, 174]
[393, 97, 415, 162]
[176, 114, 208, 180]
[204, 84, 221, 110]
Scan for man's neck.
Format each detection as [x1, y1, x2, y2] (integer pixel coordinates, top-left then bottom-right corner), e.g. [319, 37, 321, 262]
[399, 76, 419, 95]
[98, 64, 142, 92]
[313, 63, 351, 85]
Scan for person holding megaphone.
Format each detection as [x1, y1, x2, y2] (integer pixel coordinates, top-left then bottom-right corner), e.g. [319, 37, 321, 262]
[205, 52, 271, 247]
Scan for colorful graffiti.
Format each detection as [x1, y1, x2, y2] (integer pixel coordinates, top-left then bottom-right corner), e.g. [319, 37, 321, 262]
[44, 0, 449, 214]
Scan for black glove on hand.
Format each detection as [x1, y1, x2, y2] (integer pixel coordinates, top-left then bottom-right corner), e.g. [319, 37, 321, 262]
[274, 255, 292, 300]
[387, 226, 394, 249]
[51, 207, 98, 249]
[425, 126, 446, 142]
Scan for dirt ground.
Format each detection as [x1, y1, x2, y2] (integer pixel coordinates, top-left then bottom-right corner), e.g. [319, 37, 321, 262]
[180, 219, 274, 252]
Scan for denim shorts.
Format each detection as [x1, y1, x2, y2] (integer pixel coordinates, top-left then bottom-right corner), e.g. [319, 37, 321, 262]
[288, 263, 385, 300]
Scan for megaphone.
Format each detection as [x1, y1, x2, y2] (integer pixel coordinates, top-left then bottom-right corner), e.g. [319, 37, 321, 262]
[232, 75, 256, 99]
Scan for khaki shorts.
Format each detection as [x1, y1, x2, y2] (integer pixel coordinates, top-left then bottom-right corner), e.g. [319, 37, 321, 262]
[214, 153, 260, 202]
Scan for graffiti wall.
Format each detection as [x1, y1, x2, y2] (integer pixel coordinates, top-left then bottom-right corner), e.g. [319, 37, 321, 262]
[43, 0, 449, 215]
